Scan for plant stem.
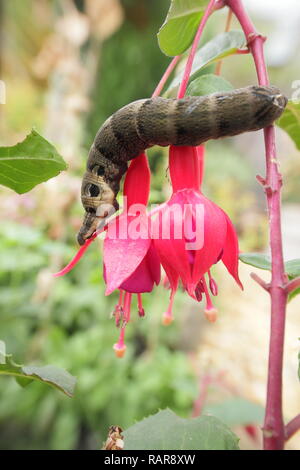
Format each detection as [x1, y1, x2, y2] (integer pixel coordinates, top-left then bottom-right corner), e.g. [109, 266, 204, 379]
[192, 374, 213, 417]
[285, 414, 300, 441]
[225, 0, 287, 450]
[285, 276, 300, 294]
[152, 55, 181, 98]
[215, 8, 233, 75]
[177, 0, 216, 99]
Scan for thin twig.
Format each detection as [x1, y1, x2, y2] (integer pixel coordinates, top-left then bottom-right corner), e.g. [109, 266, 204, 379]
[285, 414, 300, 441]
[285, 276, 300, 294]
[250, 272, 270, 292]
[215, 8, 233, 75]
[152, 55, 181, 98]
[177, 0, 217, 99]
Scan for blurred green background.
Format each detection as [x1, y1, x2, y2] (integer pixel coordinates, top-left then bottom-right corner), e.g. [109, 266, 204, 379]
[0, 0, 300, 450]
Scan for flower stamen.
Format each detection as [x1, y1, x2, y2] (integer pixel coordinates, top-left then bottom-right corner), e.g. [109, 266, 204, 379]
[208, 270, 218, 296]
[202, 276, 218, 323]
[162, 288, 176, 325]
[137, 293, 145, 317]
[113, 292, 132, 358]
[112, 290, 124, 327]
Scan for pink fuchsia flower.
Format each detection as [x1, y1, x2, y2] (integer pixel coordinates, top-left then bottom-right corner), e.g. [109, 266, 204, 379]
[103, 153, 160, 357]
[152, 145, 243, 325]
[54, 153, 160, 358]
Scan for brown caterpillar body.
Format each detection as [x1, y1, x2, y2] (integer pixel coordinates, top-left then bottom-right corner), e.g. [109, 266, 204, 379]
[78, 85, 287, 245]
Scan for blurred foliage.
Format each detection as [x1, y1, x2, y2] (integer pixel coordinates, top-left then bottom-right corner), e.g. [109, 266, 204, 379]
[86, 0, 170, 146]
[0, 221, 197, 449]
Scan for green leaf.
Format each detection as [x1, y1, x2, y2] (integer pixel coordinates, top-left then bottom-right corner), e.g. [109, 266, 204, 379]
[285, 259, 300, 278]
[239, 255, 300, 301]
[239, 255, 300, 278]
[0, 347, 76, 397]
[123, 409, 239, 450]
[186, 74, 234, 96]
[157, 0, 210, 57]
[0, 129, 67, 194]
[285, 259, 300, 302]
[203, 398, 264, 427]
[239, 253, 271, 271]
[276, 101, 300, 150]
[288, 287, 300, 302]
[166, 30, 246, 95]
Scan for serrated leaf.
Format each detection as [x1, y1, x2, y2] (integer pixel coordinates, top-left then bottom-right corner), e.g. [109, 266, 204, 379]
[276, 101, 300, 150]
[157, 0, 210, 57]
[123, 409, 239, 450]
[0, 348, 76, 397]
[239, 253, 271, 271]
[0, 129, 67, 194]
[166, 30, 246, 95]
[204, 398, 264, 427]
[186, 74, 234, 96]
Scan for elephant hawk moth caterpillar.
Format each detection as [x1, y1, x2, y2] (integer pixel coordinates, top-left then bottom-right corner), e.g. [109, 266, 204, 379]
[77, 85, 287, 245]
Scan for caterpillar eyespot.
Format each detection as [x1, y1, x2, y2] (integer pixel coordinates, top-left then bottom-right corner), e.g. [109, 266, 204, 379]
[85, 183, 100, 198]
[77, 85, 287, 245]
[91, 164, 105, 176]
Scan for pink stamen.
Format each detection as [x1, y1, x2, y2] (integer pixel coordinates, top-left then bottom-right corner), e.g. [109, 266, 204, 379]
[137, 293, 145, 317]
[208, 270, 218, 296]
[53, 226, 106, 277]
[202, 276, 218, 323]
[124, 292, 132, 323]
[195, 283, 203, 302]
[113, 292, 132, 358]
[112, 290, 124, 327]
[162, 288, 176, 325]
[113, 328, 126, 358]
[196, 279, 205, 293]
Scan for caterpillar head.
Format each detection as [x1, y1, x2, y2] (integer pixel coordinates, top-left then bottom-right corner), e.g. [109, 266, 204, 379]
[250, 85, 288, 128]
[77, 169, 118, 245]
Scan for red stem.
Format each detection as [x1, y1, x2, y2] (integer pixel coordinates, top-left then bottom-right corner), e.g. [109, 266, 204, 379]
[250, 272, 270, 292]
[152, 55, 181, 98]
[177, 0, 216, 99]
[225, 0, 287, 450]
[192, 375, 213, 417]
[285, 414, 300, 441]
[285, 276, 300, 294]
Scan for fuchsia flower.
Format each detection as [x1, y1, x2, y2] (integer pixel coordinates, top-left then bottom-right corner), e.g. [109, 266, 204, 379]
[103, 153, 160, 357]
[104, 153, 160, 296]
[152, 145, 243, 325]
[54, 145, 242, 356]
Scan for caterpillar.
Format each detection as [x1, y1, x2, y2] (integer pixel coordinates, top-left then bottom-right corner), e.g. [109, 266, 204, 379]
[77, 85, 287, 245]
